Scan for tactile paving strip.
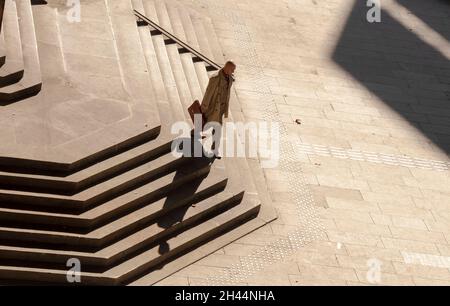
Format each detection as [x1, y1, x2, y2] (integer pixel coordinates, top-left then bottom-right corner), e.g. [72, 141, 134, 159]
[295, 142, 450, 172]
[180, 0, 325, 285]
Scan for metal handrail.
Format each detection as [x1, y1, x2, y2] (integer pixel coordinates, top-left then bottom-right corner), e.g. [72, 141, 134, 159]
[133, 9, 222, 71]
[0, 0, 6, 35]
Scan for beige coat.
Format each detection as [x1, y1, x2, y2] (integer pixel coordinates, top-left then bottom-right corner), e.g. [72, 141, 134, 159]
[201, 69, 234, 124]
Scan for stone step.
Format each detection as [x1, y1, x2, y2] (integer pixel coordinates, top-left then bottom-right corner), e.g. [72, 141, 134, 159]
[107, 0, 162, 116]
[181, 11, 213, 94]
[154, 0, 194, 117]
[0, 0, 24, 88]
[0, 126, 161, 177]
[141, 0, 187, 125]
[0, 188, 238, 269]
[0, 132, 168, 194]
[0, 194, 259, 285]
[31, 3, 65, 81]
[185, 12, 209, 95]
[134, 0, 205, 122]
[2, 155, 218, 223]
[176, 6, 209, 94]
[0, 168, 227, 247]
[131, 0, 175, 144]
[163, 0, 203, 103]
[0, 152, 189, 212]
[133, 0, 179, 137]
[132, 0, 175, 129]
[189, 11, 214, 62]
[202, 15, 226, 65]
[0, 0, 42, 104]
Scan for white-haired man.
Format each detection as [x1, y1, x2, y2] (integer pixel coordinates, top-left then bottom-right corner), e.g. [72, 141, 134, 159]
[200, 61, 236, 125]
[199, 61, 236, 158]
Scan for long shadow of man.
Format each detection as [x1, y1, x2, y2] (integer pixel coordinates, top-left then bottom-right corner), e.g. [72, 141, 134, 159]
[157, 135, 217, 255]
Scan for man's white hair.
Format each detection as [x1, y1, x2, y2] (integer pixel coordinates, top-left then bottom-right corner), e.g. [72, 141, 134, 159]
[225, 60, 236, 67]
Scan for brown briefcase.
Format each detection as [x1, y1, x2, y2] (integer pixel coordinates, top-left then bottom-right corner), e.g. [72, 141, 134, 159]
[188, 100, 206, 128]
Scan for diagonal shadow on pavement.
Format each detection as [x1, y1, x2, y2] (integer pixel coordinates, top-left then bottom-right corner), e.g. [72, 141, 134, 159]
[333, 0, 450, 154]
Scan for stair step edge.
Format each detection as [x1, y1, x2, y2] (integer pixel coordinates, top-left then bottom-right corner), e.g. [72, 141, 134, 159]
[0, 192, 258, 285]
[0, 134, 170, 192]
[0, 170, 228, 241]
[109, 193, 260, 283]
[0, 153, 185, 206]
[0, 189, 239, 267]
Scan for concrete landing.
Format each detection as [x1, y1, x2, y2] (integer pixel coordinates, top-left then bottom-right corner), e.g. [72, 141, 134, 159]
[0, 0, 160, 167]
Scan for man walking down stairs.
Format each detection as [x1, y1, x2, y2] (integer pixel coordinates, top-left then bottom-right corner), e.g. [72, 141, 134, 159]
[197, 60, 236, 157]
[200, 61, 236, 125]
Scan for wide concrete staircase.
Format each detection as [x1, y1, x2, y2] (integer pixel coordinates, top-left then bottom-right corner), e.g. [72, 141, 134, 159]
[0, 0, 42, 105]
[0, 0, 274, 285]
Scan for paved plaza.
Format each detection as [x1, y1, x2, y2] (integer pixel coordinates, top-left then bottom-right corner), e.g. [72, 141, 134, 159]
[156, 0, 450, 286]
